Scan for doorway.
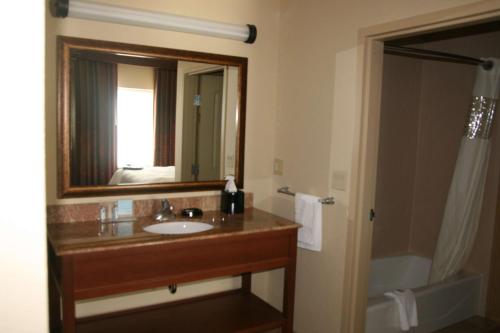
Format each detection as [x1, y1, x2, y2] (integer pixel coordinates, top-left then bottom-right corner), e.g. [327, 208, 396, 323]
[370, 22, 500, 333]
[342, 3, 500, 333]
[181, 70, 224, 181]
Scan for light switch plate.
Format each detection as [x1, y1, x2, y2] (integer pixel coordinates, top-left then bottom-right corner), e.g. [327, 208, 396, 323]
[332, 170, 347, 191]
[273, 158, 284, 176]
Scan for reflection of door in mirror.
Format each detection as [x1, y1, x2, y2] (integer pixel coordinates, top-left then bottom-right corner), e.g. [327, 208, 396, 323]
[181, 71, 222, 182]
[179, 64, 238, 182]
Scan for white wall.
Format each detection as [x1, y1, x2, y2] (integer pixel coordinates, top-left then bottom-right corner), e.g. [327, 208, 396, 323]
[0, 1, 48, 333]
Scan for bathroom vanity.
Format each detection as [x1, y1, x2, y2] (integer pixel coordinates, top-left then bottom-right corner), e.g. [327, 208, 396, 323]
[47, 208, 299, 333]
[49, 36, 295, 332]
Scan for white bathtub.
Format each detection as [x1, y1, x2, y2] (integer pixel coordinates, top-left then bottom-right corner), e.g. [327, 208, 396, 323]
[365, 255, 482, 333]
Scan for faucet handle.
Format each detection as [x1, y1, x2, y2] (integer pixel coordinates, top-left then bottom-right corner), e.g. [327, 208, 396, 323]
[164, 199, 174, 213]
[161, 198, 171, 210]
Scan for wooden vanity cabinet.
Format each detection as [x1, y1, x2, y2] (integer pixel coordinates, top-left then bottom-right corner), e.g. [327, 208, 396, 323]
[48, 223, 298, 333]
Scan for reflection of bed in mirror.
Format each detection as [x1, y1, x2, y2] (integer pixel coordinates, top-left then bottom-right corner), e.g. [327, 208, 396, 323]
[108, 166, 176, 185]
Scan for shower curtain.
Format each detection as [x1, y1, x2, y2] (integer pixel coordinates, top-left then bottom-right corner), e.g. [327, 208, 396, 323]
[429, 58, 500, 284]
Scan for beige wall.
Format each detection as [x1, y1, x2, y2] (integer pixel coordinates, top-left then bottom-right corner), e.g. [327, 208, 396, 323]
[117, 64, 154, 89]
[372, 54, 477, 258]
[272, 1, 483, 332]
[408, 60, 475, 258]
[1, 1, 48, 333]
[372, 55, 422, 258]
[44, 0, 488, 331]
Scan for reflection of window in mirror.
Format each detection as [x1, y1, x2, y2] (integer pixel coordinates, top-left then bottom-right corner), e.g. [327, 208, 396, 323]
[109, 63, 178, 185]
[116, 64, 154, 168]
[116, 87, 154, 167]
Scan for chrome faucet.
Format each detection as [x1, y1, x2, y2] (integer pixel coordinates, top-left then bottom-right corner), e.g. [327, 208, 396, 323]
[154, 198, 175, 221]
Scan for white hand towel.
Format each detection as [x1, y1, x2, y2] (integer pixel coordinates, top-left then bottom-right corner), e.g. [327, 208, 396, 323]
[295, 193, 322, 252]
[384, 289, 418, 331]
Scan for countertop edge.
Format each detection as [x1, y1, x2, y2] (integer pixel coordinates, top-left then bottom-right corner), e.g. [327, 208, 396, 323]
[48, 208, 300, 256]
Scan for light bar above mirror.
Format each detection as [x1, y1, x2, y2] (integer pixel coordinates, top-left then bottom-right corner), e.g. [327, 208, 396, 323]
[50, 0, 257, 43]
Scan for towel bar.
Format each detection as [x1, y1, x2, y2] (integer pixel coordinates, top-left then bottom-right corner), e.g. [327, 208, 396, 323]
[277, 186, 335, 205]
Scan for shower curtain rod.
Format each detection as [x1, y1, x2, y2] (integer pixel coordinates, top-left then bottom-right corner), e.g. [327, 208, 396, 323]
[384, 44, 493, 70]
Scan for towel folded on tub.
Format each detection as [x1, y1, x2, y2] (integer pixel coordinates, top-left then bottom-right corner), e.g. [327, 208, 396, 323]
[384, 289, 418, 331]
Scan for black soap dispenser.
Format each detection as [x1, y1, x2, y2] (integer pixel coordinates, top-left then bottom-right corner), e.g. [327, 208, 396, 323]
[221, 175, 244, 214]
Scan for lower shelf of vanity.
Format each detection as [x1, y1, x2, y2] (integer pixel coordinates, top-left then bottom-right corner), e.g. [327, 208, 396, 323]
[76, 290, 284, 333]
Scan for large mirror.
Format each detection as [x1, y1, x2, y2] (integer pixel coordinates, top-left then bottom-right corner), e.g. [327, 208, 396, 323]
[57, 36, 247, 197]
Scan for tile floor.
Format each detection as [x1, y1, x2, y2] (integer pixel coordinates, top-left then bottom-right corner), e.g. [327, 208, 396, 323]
[433, 316, 500, 333]
[265, 316, 499, 333]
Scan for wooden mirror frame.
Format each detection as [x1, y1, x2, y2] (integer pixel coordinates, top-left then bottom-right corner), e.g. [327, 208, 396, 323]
[57, 36, 247, 198]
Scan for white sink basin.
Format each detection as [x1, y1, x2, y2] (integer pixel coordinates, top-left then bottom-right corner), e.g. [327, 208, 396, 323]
[143, 221, 213, 235]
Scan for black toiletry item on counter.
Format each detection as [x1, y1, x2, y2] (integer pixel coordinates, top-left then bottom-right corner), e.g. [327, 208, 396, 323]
[181, 208, 203, 218]
[221, 190, 244, 214]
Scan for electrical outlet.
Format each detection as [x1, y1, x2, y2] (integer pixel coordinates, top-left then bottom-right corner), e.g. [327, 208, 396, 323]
[273, 158, 284, 176]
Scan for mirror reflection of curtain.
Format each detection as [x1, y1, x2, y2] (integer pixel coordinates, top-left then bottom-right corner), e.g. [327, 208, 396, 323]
[154, 67, 177, 166]
[70, 57, 117, 186]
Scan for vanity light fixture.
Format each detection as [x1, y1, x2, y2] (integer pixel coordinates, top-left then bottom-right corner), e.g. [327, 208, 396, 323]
[50, 0, 257, 44]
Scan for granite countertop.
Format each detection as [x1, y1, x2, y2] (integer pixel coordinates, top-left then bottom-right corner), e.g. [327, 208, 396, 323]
[47, 208, 300, 256]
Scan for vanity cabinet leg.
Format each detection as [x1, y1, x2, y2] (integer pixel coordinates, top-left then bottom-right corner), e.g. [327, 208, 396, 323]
[242, 272, 252, 293]
[48, 267, 61, 333]
[61, 257, 76, 333]
[283, 232, 297, 333]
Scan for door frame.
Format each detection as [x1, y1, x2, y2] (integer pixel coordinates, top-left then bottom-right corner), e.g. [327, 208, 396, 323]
[342, 1, 500, 332]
